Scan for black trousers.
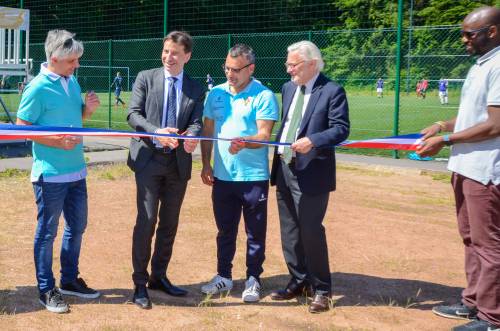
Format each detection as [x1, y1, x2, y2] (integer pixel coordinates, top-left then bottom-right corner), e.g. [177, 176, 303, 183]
[132, 152, 188, 285]
[275, 159, 331, 295]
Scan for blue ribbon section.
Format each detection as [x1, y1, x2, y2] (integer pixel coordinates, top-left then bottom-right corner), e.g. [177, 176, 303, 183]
[0, 124, 291, 146]
[0, 124, 422, 148]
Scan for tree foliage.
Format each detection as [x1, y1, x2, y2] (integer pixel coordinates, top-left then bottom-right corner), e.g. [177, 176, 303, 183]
[5, 0, 497, 87]
[6, 0, 497, 42]
[320, 0, 497, 87]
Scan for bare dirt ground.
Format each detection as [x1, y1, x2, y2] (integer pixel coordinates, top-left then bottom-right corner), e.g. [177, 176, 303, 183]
[0, 161, 467, 331]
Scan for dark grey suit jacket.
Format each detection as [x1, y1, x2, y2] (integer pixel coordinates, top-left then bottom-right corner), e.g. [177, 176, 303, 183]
[270, 73, 350, 194]
[127, 68, 205, 180]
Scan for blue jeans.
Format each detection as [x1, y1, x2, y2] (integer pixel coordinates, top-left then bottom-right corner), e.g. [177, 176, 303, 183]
[33, 178, 88, 294]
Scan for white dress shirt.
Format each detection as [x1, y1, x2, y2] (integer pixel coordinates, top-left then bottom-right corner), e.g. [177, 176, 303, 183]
[278, 73, 319, 155]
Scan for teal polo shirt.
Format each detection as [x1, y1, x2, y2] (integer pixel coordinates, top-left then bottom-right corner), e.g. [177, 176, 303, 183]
[204, 79, 279, 181]
[17, 69, 86, 181]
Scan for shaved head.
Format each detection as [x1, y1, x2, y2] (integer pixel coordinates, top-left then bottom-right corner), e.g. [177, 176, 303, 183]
[461, 6, 500, 56]
[464, 6, 500, 26]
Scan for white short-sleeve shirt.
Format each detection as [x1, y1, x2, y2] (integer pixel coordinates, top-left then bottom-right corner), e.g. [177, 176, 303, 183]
[448, 46, 500, 185]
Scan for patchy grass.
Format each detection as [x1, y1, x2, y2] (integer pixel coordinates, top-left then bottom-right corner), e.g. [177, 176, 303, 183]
[373, 288, 422, 310]
[421, 170, 452, 183]
[192, 160, 203, 171]
[337, 164, 396, 177]
[415, 196, 454, 207]
[0, 168, 29, 179]
[88, 163, 133, 181]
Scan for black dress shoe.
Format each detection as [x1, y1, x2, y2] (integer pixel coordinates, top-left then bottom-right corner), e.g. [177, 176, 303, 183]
[270, 281, 313, 301]
[309, 294, 330, 313]
[148, 277, 188, 297]
[133, 285, 152, 309]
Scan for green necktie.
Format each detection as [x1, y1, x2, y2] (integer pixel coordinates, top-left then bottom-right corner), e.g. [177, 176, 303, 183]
[282, 85, 305, 164]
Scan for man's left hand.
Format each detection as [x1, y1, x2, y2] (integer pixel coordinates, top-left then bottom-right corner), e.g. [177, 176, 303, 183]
[416, 136, 445, 157]
[420, 123, 441, 140]
[156, 127, 179, 149]
[229, 138, 246, 154]
[84, 91, 100, 117]
[291, 137, 314, 154]
[183, 132, 199, 154]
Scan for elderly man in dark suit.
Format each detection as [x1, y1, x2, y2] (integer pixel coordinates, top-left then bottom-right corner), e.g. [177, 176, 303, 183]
[127, 31, 205, 309]
[270, 41, 350, 313]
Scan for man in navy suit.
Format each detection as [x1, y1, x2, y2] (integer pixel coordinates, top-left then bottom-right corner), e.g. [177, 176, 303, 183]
[269, 41, 350, 313]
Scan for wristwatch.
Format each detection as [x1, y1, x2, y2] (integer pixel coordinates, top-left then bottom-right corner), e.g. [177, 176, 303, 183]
[442, 134, 453, 146]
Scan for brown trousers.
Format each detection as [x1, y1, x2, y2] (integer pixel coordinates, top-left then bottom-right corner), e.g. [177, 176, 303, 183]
[452, 173, 500, 326]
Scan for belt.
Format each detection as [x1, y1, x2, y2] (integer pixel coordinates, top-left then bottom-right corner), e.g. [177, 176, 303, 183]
[155, 147, 176, 155]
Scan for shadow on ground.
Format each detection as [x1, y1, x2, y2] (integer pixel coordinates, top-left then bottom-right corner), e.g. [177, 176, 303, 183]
[0, 272, 462, 314]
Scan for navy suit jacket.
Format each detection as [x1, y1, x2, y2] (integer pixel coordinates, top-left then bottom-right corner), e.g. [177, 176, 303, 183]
[270, 73, 350, 195]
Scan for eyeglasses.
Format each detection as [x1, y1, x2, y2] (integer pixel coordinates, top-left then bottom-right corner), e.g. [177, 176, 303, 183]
[460, 26, 491, 39]
[222, 63, 252, 73]
[284, 60, 305, 69]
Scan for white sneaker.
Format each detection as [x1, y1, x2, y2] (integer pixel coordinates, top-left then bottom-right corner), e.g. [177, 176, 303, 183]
[201, 275, 233, 295]
[242, 276, 261, 302]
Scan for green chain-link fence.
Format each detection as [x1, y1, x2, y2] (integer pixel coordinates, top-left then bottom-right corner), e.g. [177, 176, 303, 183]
[1, 25, 472, 156]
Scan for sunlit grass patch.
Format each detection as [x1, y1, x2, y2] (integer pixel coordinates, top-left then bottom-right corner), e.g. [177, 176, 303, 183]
[0, 168, 29, 179]
[88, 163, 133, 181]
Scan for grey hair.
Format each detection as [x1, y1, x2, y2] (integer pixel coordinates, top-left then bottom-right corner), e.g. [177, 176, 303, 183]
[45, 29, 84, 63]
[228, 44, 255, 64]
[287, 41, 324, 72]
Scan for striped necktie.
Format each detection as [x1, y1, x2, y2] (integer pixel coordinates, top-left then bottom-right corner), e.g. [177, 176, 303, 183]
[165, 76, 177, 128]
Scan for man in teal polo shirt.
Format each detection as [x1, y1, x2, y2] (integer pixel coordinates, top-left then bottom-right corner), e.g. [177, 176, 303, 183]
[16, 29, 101, 313]
[200, 44, 278, 302]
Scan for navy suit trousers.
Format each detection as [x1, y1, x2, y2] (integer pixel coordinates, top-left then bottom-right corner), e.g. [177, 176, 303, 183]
[212, 178, 268, 280]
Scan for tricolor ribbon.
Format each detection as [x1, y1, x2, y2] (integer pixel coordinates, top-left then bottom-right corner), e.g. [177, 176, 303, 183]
[338, 133, 423, 151]
[0, 124, 422, 151]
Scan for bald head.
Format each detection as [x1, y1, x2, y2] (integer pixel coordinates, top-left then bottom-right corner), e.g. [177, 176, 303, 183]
[464, 6, 500, 26]
[461, 6, 500, 56]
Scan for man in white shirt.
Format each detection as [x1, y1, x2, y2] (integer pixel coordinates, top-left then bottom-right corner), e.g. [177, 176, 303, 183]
[417, 6, 500, 331]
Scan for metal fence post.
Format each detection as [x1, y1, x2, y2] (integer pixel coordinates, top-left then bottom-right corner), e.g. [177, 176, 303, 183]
[393, 0, 404, 159]
[405, 0, 414, 95]
[163, 0, 168, 37]
[228, 33, 231, 50]
[108, 39, 112, 129]
[19, 0, 24, 61]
